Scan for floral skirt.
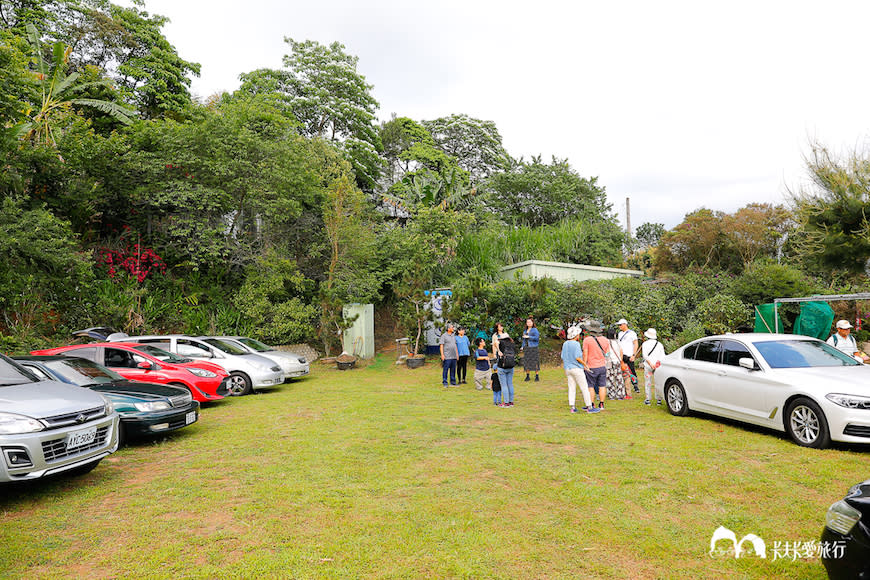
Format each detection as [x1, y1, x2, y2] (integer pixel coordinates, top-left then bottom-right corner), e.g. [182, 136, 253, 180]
[607, 359, 626, 399]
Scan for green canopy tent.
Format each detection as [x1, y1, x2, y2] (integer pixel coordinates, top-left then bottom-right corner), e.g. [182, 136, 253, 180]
[770, 293, 870, 337]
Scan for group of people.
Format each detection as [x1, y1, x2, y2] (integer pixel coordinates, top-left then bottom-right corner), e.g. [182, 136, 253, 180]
[439, 318, 542, 408]
[438, 317, 666, 412]
[561, 318, 665, 413]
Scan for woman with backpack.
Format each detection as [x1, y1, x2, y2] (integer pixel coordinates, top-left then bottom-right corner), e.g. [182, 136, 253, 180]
[492, 322, 516, 407]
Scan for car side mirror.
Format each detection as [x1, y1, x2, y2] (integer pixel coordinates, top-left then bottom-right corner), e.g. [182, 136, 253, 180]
[738, 357, 758, 371]
[137, 360, 152, 370]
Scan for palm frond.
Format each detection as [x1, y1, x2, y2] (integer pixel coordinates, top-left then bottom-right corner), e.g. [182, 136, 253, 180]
[70, 99, 136, 124]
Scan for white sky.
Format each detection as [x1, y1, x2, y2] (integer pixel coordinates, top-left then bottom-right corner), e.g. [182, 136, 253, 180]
[129, 0, 870, 230]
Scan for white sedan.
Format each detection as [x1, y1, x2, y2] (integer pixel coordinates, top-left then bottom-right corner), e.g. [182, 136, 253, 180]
[657, 333, 870, 448]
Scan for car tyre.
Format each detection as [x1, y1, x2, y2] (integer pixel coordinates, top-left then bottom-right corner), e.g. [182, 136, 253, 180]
[664, 380, 690, 416]
[785, 397, 831, 449]
[228, 372, 252, 396]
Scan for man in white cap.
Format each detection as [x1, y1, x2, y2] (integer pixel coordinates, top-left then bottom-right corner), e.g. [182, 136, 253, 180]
[641, 328, 666, 405]
[827, 320, 870, 363]
[561, 326, 599, 413]
[617, 318, 640, 394]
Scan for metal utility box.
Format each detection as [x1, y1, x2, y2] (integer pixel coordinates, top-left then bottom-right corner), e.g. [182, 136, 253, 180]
[342, 303, 375, 359]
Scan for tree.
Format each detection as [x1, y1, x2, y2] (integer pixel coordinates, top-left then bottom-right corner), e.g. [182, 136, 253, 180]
[722, 203, 791, 267]
[22, 22, 134, 146]
[792, 142, 870, 274]
[654, 208, 741, 273]
[634, 222, 665, 250]
[422, 113, 511, 184]
[66, 3, 201, 119]
[237, 38, 382, 189]
[484, 156, 611, 228]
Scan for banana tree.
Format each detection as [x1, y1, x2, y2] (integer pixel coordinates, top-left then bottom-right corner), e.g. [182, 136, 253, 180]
[24, 24, 135, 146]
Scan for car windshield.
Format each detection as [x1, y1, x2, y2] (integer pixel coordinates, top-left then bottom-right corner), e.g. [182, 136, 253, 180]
[237, 337, 272, 352]
[0, 355, 39, 386]
[754, 339, 861, 368]
[45, 358, 123, 385]
[133, 344, 189, 363]
[202, 338, 247, 355]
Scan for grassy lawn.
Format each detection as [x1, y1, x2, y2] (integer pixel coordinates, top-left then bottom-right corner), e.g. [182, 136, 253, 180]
[1, 355, 862, 578]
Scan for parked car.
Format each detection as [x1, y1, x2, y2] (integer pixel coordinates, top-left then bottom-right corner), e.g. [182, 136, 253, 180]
[821, 479, 870, 579]
[14, 355, 199, 444]
[216, 336, 310, 380]
[31, 343, 229, 403]
[108, 335, 284, 396]
[0, 353, 119, 483]
[657, 333, 870, 448]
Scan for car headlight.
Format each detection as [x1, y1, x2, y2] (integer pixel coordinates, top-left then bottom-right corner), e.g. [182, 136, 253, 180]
[134, 401, 171, 412]
[826, 500, 862, 535]
[187, 367, 217, 378]
[270, 365, 281, 372]
[0, 412, 44, 434]
[101, 395, 114, 415]
[826, 393, 870, 409]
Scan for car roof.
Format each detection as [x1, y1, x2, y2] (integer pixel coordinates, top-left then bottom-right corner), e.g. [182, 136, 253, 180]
[122, 335, 193, 339]
[13, 355, 71, 362]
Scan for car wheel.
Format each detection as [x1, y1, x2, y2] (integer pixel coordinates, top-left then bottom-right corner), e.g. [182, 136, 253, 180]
[664, 380, 689, 416]
[228, 372, 252, 396]
[785, 397, 831, 449]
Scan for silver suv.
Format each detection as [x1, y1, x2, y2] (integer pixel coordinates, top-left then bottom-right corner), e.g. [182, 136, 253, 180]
[0, 353, 119, 483]
[109, 334, 284, 396]
[217, 336, 310, 380]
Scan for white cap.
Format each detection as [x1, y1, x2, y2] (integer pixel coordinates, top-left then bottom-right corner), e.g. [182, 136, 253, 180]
[617, 319, 629, 326]
[567, 327, 581, 339]
[644, 328, 658, 340]
[836, 319, 853, 330]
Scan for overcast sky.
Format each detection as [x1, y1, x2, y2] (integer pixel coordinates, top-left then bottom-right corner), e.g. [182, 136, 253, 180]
[127, 0, 870, 230]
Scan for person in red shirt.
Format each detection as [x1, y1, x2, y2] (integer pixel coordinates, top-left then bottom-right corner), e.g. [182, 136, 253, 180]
[582, 319, 610, 410]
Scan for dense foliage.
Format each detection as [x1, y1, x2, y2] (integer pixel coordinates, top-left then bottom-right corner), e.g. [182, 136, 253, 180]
[1, 1, 867, 354]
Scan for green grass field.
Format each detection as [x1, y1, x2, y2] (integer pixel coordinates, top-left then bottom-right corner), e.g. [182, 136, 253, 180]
[1, 356, 862, 579]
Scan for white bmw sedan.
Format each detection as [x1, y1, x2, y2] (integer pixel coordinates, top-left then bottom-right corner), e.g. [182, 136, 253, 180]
[657, 333, 870, 448]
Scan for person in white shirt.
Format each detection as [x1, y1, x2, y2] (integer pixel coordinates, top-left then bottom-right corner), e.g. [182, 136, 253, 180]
[826, 320, 870, 363]
[641, 328, 666, 405]
[617, 318, 639, 394]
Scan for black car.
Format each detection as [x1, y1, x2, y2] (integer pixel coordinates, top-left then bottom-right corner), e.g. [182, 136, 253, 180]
[821, 480, 870, 579]
[14, 355, 199, 444]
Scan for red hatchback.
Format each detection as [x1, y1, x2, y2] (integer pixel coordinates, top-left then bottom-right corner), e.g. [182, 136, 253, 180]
[31, 342, 230, 402]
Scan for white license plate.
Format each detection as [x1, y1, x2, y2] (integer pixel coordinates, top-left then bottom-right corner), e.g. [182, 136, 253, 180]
[185, 411, 197, 425]
[66, 427, 97, 450]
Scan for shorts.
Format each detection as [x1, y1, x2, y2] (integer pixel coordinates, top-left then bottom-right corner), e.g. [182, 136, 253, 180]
[585, 366, 607, 389]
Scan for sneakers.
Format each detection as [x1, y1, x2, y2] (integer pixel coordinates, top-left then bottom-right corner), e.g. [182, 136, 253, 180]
[509, 402, 514, 407]
[657, 399, 662, 406]
[571, 406, 579, 413]
[624, 395, 633, 400]
[524, 375, 530, 382]
[586, 406, 601, 413]
[634, 387, 640, 393]
[644, 399, 651, 405]
[498, 402, 509, 407]
[598, 402, 604, 410]
[534, 375, 540, 382]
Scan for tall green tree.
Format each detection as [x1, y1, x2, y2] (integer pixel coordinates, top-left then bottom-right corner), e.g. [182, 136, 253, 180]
[422, 113, 510, 185]
[238, 38, 382, 189]
[484, 156, 612, 228]
[792, 143, 870, 274]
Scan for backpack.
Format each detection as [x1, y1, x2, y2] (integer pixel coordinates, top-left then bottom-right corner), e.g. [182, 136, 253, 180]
[490, 369, 502, 392]
[499, 338, 516, 369]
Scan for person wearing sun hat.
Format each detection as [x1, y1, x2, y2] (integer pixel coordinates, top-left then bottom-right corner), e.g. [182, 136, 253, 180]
[640, 328, 666, 405]
[827, 320, 870, 363]
[582, 319, 610, 410]
[561, 325, 598, 413]
[617, 318, 640, 394]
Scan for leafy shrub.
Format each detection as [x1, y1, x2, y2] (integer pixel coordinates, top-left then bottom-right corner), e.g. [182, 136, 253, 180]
[731, 261, 818, 306]
[694, 294, 751, 335]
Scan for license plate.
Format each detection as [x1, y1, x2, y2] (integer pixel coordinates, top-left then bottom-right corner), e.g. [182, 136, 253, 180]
[66, 427, 97, 450]
[185, 411, 197, 425]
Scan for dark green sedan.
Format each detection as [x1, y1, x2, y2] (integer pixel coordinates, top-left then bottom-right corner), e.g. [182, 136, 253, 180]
[14, 355, 199, 444]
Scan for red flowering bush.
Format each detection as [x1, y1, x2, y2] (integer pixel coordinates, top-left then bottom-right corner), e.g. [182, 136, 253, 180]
[98, 243, 167, 283]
